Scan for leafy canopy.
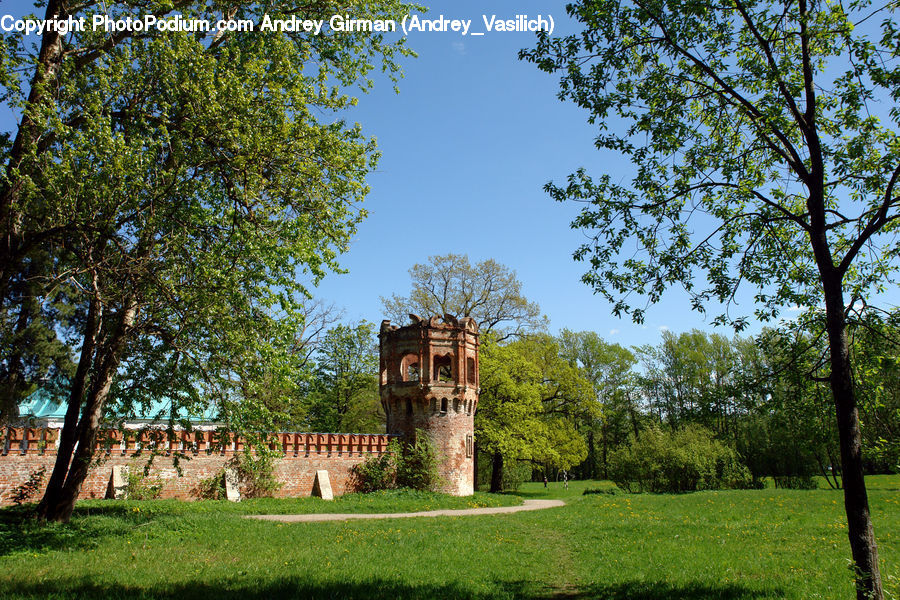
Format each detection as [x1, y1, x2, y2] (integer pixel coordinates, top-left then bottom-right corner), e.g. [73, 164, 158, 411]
[521, 0, 900, 327]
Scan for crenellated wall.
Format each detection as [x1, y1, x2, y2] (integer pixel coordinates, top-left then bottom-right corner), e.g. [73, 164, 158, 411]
[0, 427, 395, 506]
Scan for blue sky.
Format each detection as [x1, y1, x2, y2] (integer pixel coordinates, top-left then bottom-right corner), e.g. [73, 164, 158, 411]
[1, 1, 825, 348]
[310, 0, 754, 344]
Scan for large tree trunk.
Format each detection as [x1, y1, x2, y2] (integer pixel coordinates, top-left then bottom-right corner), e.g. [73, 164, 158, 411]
[822, 276, 884, 600]
[40, 299, 136, 523]
[36, 293, 101, 520]
[489, 452, 504, 493]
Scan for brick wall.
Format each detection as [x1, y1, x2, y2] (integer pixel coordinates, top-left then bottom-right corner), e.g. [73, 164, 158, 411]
[0, 427, 395, 506]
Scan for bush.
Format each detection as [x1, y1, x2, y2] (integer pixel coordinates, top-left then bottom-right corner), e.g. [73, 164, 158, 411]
[396, 434, 441, 491]
[195, 471, 227, 500]
[609, 424, 753, 493]
[350, 442, 399, 493]
[351, 432, 442, 493]
[230, 452, 283, 499]
[123, 468, 163, 500]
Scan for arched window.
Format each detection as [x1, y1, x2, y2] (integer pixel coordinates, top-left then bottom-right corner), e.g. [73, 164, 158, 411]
[467, 357, 476, 384]
[433, 355, 452, 382]
[401, 354, 420, 382]
[440, 398, 448, 414]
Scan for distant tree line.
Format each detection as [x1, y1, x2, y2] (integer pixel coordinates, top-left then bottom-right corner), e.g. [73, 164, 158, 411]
[561, 311, 900, 490]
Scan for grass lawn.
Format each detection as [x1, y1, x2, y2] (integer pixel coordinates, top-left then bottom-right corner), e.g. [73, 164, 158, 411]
[0, 477, 897, 599]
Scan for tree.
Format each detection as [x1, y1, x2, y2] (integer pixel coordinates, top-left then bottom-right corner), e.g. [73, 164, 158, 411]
[382, 254, 547, 339]
[476, 334, 596, 491]
[523, 1, 899, 595]
[302, 321, 382, 433]
[558, 330, 638, 478]
[0, 0, 414, 522]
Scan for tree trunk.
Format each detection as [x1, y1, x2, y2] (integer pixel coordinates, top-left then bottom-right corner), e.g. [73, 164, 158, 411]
[36, 294, 101, 520]
[821, 275, 883, 600]
[489, 452, 504, 493]
[41, 299, 136, 523]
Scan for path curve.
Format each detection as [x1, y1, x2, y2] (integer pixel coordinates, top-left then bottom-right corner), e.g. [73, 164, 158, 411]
[246, 498, 564, 523]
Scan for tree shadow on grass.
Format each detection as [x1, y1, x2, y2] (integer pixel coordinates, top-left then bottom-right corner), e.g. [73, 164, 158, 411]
[0, 576, 784, 600]
[552, 581, 782, 599]
[0, 505, 142, 557]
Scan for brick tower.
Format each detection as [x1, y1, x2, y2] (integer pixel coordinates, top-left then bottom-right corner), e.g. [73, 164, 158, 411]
[379, 314, 479, 496]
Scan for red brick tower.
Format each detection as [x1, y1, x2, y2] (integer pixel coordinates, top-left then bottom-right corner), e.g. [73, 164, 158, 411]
[379, 314, 479, 496]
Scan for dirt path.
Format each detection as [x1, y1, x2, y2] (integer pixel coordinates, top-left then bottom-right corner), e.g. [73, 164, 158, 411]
[246, 498, 565, 523]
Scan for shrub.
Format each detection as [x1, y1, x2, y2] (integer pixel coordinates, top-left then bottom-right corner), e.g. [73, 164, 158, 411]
[123, 468, 163, 500]
[351, 432, 442, 493]
[195, 471, 227, 500]
[609, 424, 753, 493]
[396, 433, 441, 491]
[230, 452, 283, 499]
[350, 442, 398, 493]
[11, 467, 46, 505]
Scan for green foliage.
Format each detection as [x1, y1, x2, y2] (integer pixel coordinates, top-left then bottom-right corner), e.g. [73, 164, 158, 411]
[230, 452, 283, 499]
[195, 471, 227, 501]
[10, 466, 46, 506]
[522, 0, 900, 328]
[122, 469, 163, 501]
[0, 0, 418, 519]
[477, 335, 597, 479]
[350, 444, 398, 494]
[525, 2, 899, 586]
[396, 432, 441, 491]
[559, 330, 639, 480]
[609, 425, 752, 494]
[300, 321, 381, 433]
[351, 433, 441, 493]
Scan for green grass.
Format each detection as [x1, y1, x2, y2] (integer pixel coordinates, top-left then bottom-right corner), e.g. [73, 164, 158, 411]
[0, 478, 897, 599]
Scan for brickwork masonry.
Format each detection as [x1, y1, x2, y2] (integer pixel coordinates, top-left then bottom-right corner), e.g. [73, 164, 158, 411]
[0, 427, 395, 506]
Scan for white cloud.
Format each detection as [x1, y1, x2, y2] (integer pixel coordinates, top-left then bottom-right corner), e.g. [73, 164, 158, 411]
[609, 328, 620, 336]
[658, 325, 669, 332]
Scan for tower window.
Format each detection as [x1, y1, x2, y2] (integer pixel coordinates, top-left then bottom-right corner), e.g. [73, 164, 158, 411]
[466, 435, 473, 458]
[433, 355, 452, 382]
[401, 354, 420, 382]
[440, 398, 448, 414]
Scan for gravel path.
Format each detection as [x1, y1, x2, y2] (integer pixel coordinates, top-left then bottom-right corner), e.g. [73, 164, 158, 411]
[246, 498, 565, 523]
